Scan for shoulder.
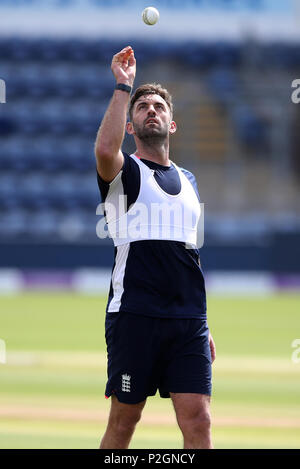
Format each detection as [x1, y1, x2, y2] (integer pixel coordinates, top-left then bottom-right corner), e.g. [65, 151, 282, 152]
[178, 166, 201, 202]
[179, 166, 196, 181]
[97, 152, 141, 209]
[97, 152, 139, 198]
[122, 152, 140, 173]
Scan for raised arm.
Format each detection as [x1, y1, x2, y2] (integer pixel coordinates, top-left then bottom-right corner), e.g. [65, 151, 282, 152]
[94, 46, 136, 182]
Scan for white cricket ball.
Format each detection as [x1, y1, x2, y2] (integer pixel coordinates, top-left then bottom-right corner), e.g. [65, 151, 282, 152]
[142, 7, 160, 26]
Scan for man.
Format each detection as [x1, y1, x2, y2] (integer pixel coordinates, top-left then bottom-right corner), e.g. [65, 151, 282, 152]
[94, 46, 216, 449]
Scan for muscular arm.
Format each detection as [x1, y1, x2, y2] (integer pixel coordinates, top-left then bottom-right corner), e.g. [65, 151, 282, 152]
[94, 46, 136, 183]
[94, 91, 129, 181]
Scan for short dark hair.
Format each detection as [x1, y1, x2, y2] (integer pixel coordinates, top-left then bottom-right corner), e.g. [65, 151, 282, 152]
[129, 83, 173, 121]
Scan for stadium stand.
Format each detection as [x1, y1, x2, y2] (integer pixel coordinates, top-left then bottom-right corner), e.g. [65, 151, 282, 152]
[0, 38, 299, 258]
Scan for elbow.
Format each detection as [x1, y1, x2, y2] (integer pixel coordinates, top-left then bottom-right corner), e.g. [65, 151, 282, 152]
[94, 143, 111, 161]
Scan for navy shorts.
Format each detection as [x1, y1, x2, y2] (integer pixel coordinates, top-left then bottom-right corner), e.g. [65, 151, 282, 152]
[104, 311, 212, 404]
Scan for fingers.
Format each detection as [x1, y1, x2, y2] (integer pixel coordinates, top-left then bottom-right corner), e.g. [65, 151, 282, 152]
[209, 333, 216, 363]
[211, 346, 216, 363]
[121, 46, 132, 53]
[113, 46, 134, 62]
[123, 45, 133, 54]
[111, 46, 136, 84]
[128, 50, 136, 66]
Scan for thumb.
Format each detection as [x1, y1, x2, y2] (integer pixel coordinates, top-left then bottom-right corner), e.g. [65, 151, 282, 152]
[128, 51, 136, 66]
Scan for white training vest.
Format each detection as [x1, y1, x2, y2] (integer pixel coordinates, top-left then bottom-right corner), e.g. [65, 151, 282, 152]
[105, 154, 201, 247]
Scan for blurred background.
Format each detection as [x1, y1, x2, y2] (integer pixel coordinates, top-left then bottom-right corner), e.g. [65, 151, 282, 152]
[0, 0, 299, 449]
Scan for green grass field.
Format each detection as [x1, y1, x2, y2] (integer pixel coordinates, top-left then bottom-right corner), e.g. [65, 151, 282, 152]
[0, 292, 300, 449]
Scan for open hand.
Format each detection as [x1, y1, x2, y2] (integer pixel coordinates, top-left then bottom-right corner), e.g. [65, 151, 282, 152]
[111, 46, 136, 87]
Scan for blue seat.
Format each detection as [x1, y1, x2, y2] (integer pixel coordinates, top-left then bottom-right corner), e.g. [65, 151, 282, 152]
[183, 42, 214, 68]
[19, 173, 52, 209]
[55, 208, 92, 241]
[207, 68, 239, 104]
[0, 173, 20, 209]
[87, 40, 111, 62]
[213, 42, 241, 67]
[290, 45, 300, 67]
[75, 176, 100, 209]
[0, 210, 28, 238]
[49, 174, 78, 210]
[98, 40, 125, 64]
[84, 74, 113, 99]
[33, 38, 62, 62]
[6, 76, 26, 98]
[264, 43, 296, 69]
[59, 138, 96, 171]
[0, 117, 16, 135]
[19, 116, 45, 135]
[26, 210, 60, 238]
[0, 38, 13, 59]
[233, 105, 268, 148]
[28, 143, 62, 171]
[7, 38, 33, 61]
[0, 140, 31, 171]
[0, 151, 11, 170]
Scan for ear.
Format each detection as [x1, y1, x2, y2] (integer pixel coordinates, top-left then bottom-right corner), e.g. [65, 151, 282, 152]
[169, 120, 177, 135]
[126, 121, 135, 135]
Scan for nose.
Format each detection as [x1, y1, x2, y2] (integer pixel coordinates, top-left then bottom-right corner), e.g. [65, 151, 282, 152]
[147, 105, 156, 116]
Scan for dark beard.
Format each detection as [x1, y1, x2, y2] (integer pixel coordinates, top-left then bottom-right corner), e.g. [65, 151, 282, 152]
[133, 122, 168, 145]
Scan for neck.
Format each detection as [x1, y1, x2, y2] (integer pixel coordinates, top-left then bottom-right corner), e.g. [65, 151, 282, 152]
[134, 140, 170, 166]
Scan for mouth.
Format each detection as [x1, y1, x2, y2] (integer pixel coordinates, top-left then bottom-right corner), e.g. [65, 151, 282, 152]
[145, 118, 159, 125]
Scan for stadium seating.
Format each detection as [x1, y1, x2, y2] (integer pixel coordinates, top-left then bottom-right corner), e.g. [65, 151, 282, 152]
[0, 38, 298, 242]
